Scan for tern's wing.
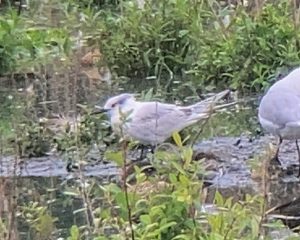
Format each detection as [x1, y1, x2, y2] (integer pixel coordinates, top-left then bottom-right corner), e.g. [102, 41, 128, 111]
[124, 90, 230, 144]
[126, 102, 192, 144]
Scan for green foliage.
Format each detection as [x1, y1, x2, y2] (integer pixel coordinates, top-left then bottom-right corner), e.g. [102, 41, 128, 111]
[0, 93, 17, 139]
[68, 225, 80, 240]
[3, 0, 292, 95]
[99, 0, 199, 89]
[54, 113, 113, 153]
[0, 9, 70, 74]
[64, 133, 280, 240]
[20, 202, 57, 240]
[194, 2, 300, 91]
[207, 192, 262, 239]
[0, 1, 297, 239]
[81, 0, 300, 92]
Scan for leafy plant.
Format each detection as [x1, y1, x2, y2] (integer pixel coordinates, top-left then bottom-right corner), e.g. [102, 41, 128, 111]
[0, 1, 298, 239]
[0, 9, 70, 75]
[20, 202, 57, 240]
[76, 133, 278, 240]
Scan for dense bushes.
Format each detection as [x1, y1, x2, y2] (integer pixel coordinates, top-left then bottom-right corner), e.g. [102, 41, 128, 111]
[0, 10, 70, 75]
[0, 1, 298, 239]
[1, 0, 300, 93]
[95, 0, 300, 92]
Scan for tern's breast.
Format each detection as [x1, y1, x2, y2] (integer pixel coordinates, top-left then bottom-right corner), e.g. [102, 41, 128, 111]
[258, 85, 300, 140]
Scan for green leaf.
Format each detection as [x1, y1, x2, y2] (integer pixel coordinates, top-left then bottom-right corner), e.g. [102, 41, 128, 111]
[182, 147, 193, 169]
[214, 191, 224, 206]
[179, 174, 190, 186]
[143, 88, 154, 100]
[35, 213, 54, 239]
[140, 214, 151, 224]
[169, 173, 178, 184]
[115, 192, 127, 209]
[171, 161, 186, 175]
[251, 215, 260, 236]
[172, 132, 182, 147]
[104, 150, 123, 166]
[68, 225, 80, 240]
[159, 221, 177, 232]
[63, 191, 79, 196]
[107, 183, 122, 194]
[172, 234, 192, 240]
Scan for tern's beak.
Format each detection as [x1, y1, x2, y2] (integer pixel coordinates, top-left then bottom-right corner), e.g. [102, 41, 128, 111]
[91, 106, 108, 115]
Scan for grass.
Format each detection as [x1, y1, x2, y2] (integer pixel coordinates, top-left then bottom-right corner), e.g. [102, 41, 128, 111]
[0, 0, 299, 239]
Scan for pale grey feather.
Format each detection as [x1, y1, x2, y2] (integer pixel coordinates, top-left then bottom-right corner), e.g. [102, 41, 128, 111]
[125, 102, 199, 144]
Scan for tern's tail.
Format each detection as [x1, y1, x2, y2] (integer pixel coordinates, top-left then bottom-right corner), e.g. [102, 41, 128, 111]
[188, 89, 231, 119]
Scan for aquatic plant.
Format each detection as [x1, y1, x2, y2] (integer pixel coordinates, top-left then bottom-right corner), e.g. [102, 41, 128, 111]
[0, 0, 299, 239]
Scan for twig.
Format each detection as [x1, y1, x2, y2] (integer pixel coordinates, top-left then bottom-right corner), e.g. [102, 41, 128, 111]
[190, 104, 214, 148]
[223, 217, 237, 240]
[293, 0, 300, 30]
[79, 178, 93, 231]
[74, 29, 95, 237]
[253, 0, 265, 18]
[121, 140, 135, 240]
[213, 101, 237, 111]
[207, 0, 228, 39]
[118, 109, 135, 239]
[8, 124, 20, 240]
[18, 1, 23, 15]
[257, 149, 270, 238]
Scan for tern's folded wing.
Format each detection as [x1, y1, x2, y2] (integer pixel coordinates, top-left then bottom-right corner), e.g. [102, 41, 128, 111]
[126, 102, 190, 144]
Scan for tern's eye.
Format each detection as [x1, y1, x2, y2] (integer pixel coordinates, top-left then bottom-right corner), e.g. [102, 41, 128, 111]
[111, 103, 117, 108]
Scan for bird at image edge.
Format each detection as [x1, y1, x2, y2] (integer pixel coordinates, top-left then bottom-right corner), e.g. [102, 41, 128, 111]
[258, 67, 300, 177]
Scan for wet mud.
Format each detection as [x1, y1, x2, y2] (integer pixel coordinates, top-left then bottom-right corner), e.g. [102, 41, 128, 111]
[2, 134, 300, 192]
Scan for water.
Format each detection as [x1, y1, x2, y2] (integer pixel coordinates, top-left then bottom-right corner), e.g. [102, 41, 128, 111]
[1, 1, 299, 238]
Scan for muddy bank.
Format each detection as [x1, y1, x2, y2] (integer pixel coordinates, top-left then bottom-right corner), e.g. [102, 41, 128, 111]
[0, 155, 118, 178]
[1, 134, 300, 183]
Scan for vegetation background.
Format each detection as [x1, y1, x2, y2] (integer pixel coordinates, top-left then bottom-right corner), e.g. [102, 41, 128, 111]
[0, 0, 300, 239]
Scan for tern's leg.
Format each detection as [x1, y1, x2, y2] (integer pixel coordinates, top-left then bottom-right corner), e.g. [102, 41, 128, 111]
[296, 140, 300, 177]
[150, 145, 155, 154]
[137, 145, 155, 160]
[271, 137, 282, 165]
[139, 146, 145, 160]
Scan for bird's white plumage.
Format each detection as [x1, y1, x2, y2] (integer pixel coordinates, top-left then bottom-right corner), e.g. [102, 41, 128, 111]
[259, 67, 300, 140]
[101, 90, 229, 144]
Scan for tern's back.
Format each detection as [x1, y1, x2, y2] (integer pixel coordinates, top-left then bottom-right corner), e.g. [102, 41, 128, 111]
[125, 101, 191, 144]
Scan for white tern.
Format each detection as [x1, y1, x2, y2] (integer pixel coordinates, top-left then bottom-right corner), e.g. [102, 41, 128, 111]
[97, 90, 230, 145]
